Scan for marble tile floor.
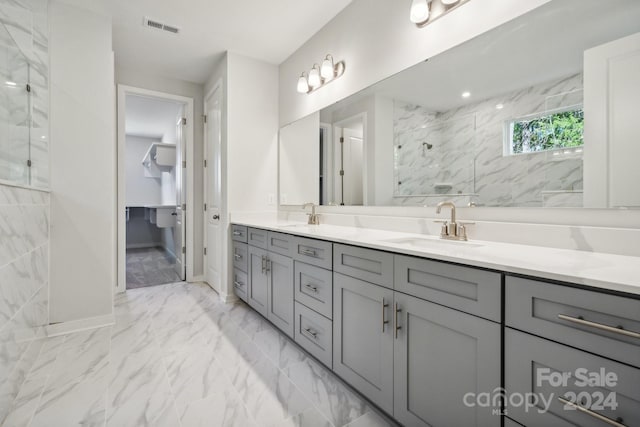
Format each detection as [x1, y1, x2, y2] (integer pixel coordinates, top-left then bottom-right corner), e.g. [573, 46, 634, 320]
[2, 282, 396, 427]
[126, 247, 181, 289]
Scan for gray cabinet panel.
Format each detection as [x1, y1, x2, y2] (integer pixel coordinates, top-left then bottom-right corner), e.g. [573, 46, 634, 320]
[333, 273, 394, 414]
[295, 301, 332, 368]
[505, 328, 640, 427]
[334, 244, 393, 289]
[394, 292, 501, 427]
[248, 245, 268, 317]
[267, 231, 294, 257]
[231, 225, 248, 243]
[232, 242, 248, 273]
[232, 268, 248, 302]
[267, 251, 294, 338]
[506, 276, 640, 367]
[395, 255, 501, 322]
[294, 261, 333, 319]
[293, 236, 333, 270]
[248, 227, 268, 249]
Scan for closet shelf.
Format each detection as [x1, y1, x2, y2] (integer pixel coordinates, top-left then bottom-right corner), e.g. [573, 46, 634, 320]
[141, 143, 176, 178]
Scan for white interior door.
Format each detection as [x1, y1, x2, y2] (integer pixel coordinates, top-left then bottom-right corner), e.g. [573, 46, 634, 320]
[174, 115, 186, 279]
[334, 125, 364, 206]
[205, 87, 223, 292]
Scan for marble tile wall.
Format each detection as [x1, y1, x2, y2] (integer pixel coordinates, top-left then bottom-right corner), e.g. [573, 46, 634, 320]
[393, 74, 584, 207]
[0, 0, 49, 188]
[0, 183, 49, 423]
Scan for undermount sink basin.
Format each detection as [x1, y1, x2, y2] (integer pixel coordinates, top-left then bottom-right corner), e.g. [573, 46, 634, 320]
[279, 223, 314, 229]
[382, 237, 484, 249]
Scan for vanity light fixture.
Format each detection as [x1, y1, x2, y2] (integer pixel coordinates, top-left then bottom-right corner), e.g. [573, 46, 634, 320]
[410, 0, 471, 28]
[296, 55, 346, 94]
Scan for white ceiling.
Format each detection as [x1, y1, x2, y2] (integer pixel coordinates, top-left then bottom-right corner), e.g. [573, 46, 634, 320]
[325, 0, 640, 114]
[125, 95, 183, 141]
[103, 0, 352, 84]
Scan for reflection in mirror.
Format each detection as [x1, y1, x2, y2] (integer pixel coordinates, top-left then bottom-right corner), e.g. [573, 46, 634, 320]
[279, 112, 320, 205]
[279, 0, 640, 208]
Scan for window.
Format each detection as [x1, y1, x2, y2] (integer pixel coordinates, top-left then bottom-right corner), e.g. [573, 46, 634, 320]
[507, 108, 584, 154]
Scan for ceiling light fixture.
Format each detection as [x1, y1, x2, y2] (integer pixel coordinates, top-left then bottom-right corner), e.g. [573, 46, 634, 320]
[410, 0, 471, 28]
[462, 91, 471, 98]
[296, 55, 345, 95]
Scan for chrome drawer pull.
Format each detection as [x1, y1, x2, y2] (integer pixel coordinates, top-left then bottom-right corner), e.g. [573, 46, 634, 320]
[557, 314, 640, 339]
[261, 255, 266, 274]
[300, 248, 317, 257]
[304, 283, 319, 293]
[382, 299, 389, 332]
[233, 231, 242, 236]
[233, 281, 244, 288]
[302, 327, 318, 340]
[234, 253, 242, 260]
[558, 397, 626, 427]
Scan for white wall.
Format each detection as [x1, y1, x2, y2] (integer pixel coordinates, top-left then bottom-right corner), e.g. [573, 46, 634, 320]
[279, 112, 319, 205]
[49, 1, 115, 323]
[115, 66, 205, 277]
[125, 136, 162, 205]
[279, 0, 551, 126]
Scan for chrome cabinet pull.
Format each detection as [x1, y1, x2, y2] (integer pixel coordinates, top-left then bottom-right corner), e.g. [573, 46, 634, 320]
[394, 303, 402, 339]
[557, 314, 640, 339]
[382, 299, 389, 332]
[304, 283, 318, 293]
[265, 258, 271, 273]
[234, 253, 242, 260]
[233, 281, 244, 288]
[261, 255, 266, 274]
[302, 327, 318, 340]
[233, 230, 242, 236]
[300, 248, 317, 257]
[558, 396, 627, 427]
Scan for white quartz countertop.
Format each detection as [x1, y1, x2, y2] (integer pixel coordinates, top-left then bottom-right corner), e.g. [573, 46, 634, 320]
[232, 220, 640, 296]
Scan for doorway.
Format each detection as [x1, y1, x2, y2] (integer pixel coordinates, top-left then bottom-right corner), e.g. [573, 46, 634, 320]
[116, 86, 195, 293]
[333, 114, 366, 206]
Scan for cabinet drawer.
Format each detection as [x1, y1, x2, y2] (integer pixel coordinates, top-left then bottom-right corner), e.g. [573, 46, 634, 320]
[295, 302, 332, 368]
[231, 225, 247, 243]
[232, 268, 248, 302]
[292, 237, 332, 270]
[394, 255, 501, 322]
[506, 276, 640, 367]
[232, 242, 248, 273]
[333, 244, 393, 289]
[294, 261, 333, 319]
[506, 328, 640, 427]
[267, 231, 294, 257]
[247, 227, 268, 248]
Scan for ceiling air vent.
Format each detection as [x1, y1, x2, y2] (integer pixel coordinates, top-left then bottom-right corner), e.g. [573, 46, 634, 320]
[143, 17, 180, 35]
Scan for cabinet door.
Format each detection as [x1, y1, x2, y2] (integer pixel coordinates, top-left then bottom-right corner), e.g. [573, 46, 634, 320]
[267, 251, 294, 338]
[248, 245, 268, 317]
[394, 293, 501, 427]
[333, 273, 394, 414]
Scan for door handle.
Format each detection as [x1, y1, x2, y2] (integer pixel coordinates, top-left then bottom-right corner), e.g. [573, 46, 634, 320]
[212, 214, 220, 220]
[394, 303, 402, 339]
[171, 212, 178, 216]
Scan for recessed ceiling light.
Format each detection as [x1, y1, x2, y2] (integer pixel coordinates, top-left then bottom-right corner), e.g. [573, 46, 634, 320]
[461, 91, 471, 98]
[496, 103, 504, 110]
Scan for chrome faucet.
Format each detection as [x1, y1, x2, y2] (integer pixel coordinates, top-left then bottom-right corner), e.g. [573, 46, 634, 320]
[435, 201, 473, 241]
[302, 202, 320, 225]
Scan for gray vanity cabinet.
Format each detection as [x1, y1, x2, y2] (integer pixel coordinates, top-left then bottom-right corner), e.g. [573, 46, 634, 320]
[266, 251, 294, 338]
[333, 272, 395, 414]
[247, 245, 269, 317]
[393, 292, 501, 427]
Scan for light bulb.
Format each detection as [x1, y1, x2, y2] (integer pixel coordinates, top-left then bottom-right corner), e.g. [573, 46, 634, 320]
[297, 73, 309, 93]
[441, 0, 459, 5]
[461, 91, 471, 98]
[410, 0, 430, 24]
[308, 65, 321, 88]
[320, 55, 334, 80]
[5, 81, 17, 86]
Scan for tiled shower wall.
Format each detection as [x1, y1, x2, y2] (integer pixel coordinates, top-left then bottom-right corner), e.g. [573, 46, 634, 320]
[393, 73, 584, 207]
[0, 0, 49, 422]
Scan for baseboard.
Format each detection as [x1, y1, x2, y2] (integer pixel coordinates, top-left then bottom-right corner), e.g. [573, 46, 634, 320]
[220, 291, 239, 304]
[190, 275, 205, 283]
[126, 243, 159, 250]
[46, 313, 115, 337]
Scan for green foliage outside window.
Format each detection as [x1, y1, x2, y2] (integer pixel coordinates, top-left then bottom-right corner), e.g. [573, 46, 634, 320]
[511, 109, 584, 154]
